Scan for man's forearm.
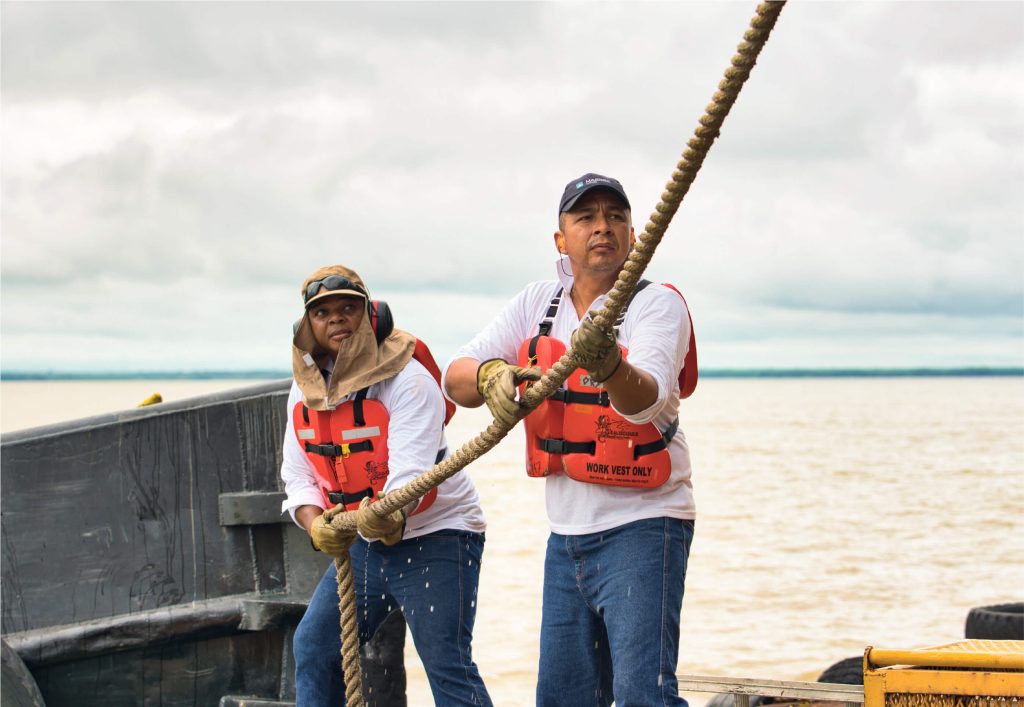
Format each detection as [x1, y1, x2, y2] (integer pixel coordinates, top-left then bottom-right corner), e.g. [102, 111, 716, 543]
[600, 359, 659, 416]
[444, 357, 486, 408]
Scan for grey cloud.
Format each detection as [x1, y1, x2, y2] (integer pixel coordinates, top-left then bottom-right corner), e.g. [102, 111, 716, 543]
[2, 1, 1021, 371]
[2, 2, 544, 99]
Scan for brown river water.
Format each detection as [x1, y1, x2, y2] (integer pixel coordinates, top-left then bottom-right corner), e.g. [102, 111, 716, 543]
[3, 377, 1021, 705]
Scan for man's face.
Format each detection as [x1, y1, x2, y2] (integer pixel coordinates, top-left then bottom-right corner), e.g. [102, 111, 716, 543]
[308, 295, 366, 358]
[555, 190, 635, 278]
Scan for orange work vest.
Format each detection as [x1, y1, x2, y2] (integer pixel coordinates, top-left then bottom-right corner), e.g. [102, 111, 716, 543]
[293, 391, 440, 514]
[292, 340, 451, 513]
[516, 281, 695, 488]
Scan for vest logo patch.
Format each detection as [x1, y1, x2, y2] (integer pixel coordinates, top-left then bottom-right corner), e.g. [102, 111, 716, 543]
[298, 429, 316, 439]
[364, 460, 389, 485]
[595, 415, 640, 442]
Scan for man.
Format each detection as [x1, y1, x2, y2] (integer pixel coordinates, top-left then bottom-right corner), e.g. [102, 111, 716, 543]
[444, 174, 696, 707]
[281, 264, 493, 706]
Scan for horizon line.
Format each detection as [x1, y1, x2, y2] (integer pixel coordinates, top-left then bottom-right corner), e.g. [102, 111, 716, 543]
[2, 367, 1022, 381]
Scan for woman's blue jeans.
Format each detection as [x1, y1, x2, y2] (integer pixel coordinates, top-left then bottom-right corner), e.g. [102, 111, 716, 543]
[536, 517, 695, 707]
[294, 530, 492, 707]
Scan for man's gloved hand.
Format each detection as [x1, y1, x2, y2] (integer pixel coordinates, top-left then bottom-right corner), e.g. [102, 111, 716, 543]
[570, 317, 622, 383]
[355, 496, 406, 546]
[310, 512, 352, 556]
[476, 359, 542, 427]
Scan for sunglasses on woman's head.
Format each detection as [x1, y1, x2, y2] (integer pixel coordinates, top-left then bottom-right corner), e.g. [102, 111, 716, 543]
[304, 275, 367, 303]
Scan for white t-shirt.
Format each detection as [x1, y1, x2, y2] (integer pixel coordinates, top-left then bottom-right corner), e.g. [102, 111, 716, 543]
[443, 257, 695, 535]
[280, 356, 486, 540]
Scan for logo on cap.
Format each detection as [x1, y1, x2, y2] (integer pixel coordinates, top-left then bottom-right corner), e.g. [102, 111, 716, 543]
[559, 172, 631, 215]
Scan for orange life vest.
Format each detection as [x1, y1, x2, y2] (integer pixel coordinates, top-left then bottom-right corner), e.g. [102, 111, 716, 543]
[661, 283, 699, 399]
[292, 343, 448, 513]
[517, 281, 694, 488]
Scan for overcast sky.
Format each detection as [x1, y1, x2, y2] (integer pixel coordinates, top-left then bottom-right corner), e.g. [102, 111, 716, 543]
[2, 1, 1022, 374]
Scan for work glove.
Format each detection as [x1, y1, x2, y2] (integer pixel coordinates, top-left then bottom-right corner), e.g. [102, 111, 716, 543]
[476, 359, 542, 427]
[310, 512, 352, 556]
[570, 316, 622, 383]
[355, 496, 406, 546]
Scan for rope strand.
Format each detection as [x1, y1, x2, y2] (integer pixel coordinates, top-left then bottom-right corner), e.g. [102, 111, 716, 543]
[330, 3, 786, 702]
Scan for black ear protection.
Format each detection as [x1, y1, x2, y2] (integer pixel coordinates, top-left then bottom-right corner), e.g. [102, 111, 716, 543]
[293, 299, 394, 345]
[368, 300, 393, 344]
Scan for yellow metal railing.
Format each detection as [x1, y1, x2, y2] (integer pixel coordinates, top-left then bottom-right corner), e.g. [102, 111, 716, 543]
[679, 642, 1023, 707]
[864, 640, 1024, 707]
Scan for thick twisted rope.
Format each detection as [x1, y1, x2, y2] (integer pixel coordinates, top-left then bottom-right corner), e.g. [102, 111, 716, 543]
[328, 3, 785, 703]
[334, 554, 362, 702]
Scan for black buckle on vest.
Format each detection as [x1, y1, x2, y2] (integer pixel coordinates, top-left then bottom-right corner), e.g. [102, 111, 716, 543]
[328, 488, 374, 507]
[632, 417, 679, 459]
[304, 439, 374, 458]
[538, 438, 596, 455]
[550, 389, 610, 407]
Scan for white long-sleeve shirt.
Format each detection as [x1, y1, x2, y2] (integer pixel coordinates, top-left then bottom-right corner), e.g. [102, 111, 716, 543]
[280, 356, 486, 540]
[443, 256, 695, 535]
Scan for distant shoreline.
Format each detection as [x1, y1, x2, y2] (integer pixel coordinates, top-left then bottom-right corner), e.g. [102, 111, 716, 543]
[3, 367, 1021, 381]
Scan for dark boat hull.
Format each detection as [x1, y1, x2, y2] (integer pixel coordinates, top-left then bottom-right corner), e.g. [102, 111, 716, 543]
[1, 380, 406, 706]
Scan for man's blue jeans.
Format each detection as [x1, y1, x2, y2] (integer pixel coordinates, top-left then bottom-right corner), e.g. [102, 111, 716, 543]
[294, 530, 492, 707]
[536, 517, 695, 707]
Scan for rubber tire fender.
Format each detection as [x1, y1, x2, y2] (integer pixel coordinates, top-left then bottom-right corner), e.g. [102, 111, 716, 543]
[965, 602, 1024, 640]
[817, 656, 864, 685]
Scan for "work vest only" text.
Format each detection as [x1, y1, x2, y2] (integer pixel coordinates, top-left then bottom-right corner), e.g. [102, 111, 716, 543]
[585, 462, 653, 477]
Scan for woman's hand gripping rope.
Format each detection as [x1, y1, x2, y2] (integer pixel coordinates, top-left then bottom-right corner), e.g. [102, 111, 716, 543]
[310, 504, 357, 556]
[355, 495, 406, 545]
[308, 496, 408, 555]
[476, 359, 542, 427]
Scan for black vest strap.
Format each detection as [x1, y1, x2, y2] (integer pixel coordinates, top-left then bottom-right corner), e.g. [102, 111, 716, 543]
[537, 416, 675, 460]
[327, 487, 373, 507]
[527, 333, 542, 365]
[304, 439, 374, 457]
[632, 417, 679, 460]
[352, 388, 369, 427]
[549, 389, 610, 407]
[537, 285, 563, 337]
[538, 438, 596, 455]
[619, 279, 652, 328]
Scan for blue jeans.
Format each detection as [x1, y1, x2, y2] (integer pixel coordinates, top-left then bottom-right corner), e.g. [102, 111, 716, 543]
[536, 517, 695, 707]
[294, 530, 492, 707]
